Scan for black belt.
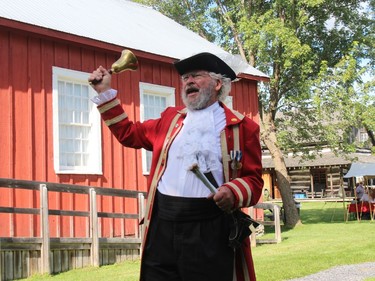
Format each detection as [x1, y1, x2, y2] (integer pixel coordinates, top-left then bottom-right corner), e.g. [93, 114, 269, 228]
[155, 190, 221, 221]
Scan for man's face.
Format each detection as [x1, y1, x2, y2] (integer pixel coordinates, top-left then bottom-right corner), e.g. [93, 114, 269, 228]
[181, 71, 221, 110]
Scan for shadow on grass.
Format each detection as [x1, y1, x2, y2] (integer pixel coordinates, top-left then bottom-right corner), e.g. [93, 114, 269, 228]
[256, 201, 373, 245]
[280, 201, 353, 225]
[300, 207, 348, 224]
[260, 201, 357, 237]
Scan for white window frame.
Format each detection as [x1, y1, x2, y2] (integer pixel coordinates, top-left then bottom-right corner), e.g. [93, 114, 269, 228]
[52, 66, 102, 174]
[139, 82, 175, 174]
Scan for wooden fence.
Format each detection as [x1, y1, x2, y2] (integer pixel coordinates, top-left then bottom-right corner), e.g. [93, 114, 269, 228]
[253, 202, 282, 244]
[0, 178, 146, 281]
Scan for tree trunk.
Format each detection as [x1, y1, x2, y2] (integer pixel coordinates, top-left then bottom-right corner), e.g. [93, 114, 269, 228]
[260, 113, 301, 228]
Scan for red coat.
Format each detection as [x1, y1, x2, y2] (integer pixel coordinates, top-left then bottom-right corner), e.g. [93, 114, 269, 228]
[98, 99, 263, 281]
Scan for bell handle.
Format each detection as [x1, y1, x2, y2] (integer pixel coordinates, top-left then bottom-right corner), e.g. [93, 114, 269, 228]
[89, 69, 114, 85]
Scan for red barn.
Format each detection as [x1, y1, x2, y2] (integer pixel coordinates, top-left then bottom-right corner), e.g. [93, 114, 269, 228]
[0, 0, 268, 278]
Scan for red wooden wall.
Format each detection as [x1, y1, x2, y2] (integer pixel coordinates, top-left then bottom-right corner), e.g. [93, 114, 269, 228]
[0, 23, 261, 238]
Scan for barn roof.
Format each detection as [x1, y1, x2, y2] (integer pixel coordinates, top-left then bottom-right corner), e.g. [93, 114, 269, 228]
[0, 0, 268, 80]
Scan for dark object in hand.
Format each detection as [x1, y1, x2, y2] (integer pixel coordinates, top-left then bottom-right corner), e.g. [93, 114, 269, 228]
[228, 210, 259, 249]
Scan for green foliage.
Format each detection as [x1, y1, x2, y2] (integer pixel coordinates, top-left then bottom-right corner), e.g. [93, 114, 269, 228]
[135, 0, 374, 154]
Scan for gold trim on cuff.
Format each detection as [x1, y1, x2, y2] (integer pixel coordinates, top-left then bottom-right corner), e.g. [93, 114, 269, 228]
[99, 99, 120, 114]
[104, 113, 127, 126]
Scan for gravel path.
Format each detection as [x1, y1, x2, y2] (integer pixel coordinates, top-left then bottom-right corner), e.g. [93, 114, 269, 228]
[287, 262, 375, 281]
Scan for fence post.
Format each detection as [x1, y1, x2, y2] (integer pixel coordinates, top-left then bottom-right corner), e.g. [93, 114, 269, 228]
[249, 207, 257, 247]
[138, 193, 145, 254]
[89, 188, 99, 267]
[273, 205, 281, 243]
[40, 184, 50, 274]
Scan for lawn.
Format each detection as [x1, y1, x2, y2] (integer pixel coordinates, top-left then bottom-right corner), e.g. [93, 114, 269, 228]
[22, 201, 375, 281]
[254, 201, 374, 280]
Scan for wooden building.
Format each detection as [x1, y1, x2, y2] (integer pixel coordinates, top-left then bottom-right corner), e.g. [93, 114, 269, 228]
[0, 0, 268, 278]
[262, 149, 375, 200]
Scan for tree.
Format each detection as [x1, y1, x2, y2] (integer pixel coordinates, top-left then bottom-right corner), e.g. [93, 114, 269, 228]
[134, 0, 374, 227]
[353, 76, 375, 149]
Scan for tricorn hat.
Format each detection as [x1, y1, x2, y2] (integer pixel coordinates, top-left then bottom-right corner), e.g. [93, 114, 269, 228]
[174, 52, 237, 81]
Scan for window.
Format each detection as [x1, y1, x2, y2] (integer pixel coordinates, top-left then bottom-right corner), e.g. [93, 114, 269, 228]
[52, 67, 102, 174]
[139, 82, 175, 174]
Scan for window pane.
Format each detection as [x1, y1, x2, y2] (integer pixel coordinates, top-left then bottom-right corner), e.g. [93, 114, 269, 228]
[82, 153, 89, 166]
[82, 112, 89, 123]
[82, 85, 89, 98]
[57, 76, 94, 168]
[66, 83, 73, 96]
[146, 151, 152, 171]
[75, 97, 81, 111]
[75, 153, 81, 166]
[161, 98, 166, 108]
[74, 84, 81, 97]
[67, 153, 74, 166]
[74, 111, 81, 124]
[155, 96, 160, 107]
[144, 94, 167, 119]
[74, 140, 80, 152]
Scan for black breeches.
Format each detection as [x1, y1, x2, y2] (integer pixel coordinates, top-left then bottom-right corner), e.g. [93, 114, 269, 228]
[141, 191, 234, 281]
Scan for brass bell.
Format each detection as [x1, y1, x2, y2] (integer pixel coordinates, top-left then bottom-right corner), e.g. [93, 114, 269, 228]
[109, 49, 138, 74]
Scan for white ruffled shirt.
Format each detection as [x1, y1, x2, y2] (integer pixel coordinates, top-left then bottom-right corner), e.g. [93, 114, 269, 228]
[157, 102, 226, 197]
[91, 90, 226, 198]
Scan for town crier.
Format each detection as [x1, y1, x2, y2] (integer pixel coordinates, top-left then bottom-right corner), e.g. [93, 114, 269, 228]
[89, 52, 263, 281]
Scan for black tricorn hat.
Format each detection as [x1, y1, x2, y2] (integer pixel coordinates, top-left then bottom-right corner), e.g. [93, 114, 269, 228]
[174, 52, 237, 81]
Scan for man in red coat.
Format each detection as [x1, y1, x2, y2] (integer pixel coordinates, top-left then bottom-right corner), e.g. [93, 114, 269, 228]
[89, 52, 263, 281]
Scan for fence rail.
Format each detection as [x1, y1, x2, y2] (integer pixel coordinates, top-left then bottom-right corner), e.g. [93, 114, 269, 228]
[0, 178, 146, 281]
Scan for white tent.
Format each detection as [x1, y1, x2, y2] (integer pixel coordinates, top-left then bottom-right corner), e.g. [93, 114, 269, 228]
[344, 162, 375, 221]
[343, 163, 375, 179]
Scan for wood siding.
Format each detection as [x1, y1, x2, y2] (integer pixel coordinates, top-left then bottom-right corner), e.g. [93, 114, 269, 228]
[0, 24, 261, 239]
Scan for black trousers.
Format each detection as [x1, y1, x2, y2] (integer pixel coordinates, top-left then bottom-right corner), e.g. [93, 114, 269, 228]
[141, 191, 234, 281]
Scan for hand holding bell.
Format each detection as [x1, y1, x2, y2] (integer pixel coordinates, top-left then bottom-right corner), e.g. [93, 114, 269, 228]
[89, 49, 138, 85]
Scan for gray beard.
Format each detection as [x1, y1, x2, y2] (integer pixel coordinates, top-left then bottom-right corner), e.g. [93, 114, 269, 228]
[182, 83, 215, 110]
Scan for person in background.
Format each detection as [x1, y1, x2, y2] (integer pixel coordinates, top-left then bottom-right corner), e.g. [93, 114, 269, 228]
[355, 182, 365, 201]
[88, 52, 263, 281]
[360, 187, 375, 203]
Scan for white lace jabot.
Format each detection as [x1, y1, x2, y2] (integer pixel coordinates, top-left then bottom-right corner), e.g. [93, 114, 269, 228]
[157, 102, 226, 197]
[179, 103, 222, 172]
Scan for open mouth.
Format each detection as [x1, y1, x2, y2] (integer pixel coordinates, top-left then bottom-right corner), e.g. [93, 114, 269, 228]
[186, 87, 199, 95]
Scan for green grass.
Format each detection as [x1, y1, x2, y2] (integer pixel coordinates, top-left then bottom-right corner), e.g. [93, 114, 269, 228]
[254, 201, 374, 280]
[22, 201, 375, 281]
[20, 261, 140, 281]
